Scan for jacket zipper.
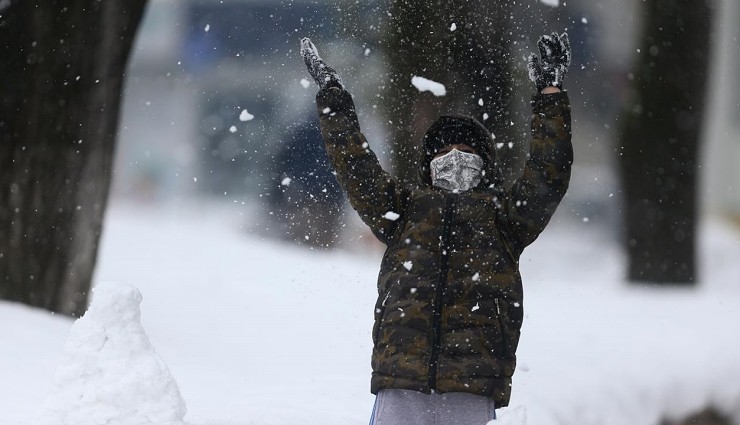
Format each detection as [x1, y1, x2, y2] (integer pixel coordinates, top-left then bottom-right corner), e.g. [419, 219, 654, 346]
[428, 194, 456, 390]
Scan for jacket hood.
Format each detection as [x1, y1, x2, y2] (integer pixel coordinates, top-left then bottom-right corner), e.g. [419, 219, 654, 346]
[418, 115, 500, 190]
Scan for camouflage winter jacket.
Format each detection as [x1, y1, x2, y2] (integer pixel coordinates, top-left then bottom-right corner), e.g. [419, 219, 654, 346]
[315, 87, 572, 407]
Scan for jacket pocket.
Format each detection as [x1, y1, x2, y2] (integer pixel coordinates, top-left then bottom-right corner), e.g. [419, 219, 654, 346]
[373, 289, 393, 344]
[494, 297, 523, 360]
[494, 298, 509, 356]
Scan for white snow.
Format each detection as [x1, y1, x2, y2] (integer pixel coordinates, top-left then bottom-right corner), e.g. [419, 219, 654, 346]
[1, 204, 740, 425]
[403, 261, 413, 271]
[37, 282, 186, 425]
[539, 0, 560, 7]
[281, 177, 291, 186]
[300, 78, 311, 89]
[411, 76, 447, 97]
[382, 211, 400, 221]
[204, 24, 210, 32]
[229, 125, 237, 133]
[239, 109, 254, 122]
[491, 406, 527, 425]
[450, 23, 457, 31]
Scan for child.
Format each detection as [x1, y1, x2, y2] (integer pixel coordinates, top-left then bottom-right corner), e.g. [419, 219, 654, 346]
[301, 32, 572, 424]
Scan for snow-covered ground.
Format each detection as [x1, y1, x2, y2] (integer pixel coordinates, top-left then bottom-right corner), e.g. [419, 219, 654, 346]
[1, 202, 739, 425]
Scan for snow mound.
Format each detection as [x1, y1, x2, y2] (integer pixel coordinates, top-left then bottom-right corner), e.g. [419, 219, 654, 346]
[411, 76, 446, 96]
[490, 406, 527, 425]
[38, 282, 187, 425]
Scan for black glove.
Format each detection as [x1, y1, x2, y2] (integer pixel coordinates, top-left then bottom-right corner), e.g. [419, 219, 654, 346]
[300, 37, 344, 90]
[527, 32, 571, 92]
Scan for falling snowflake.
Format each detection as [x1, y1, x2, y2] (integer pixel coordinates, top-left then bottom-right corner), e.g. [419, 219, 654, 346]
[411, 76, 446, 97]
[239, 109, 254, 122]
[383, 211, 400, 221]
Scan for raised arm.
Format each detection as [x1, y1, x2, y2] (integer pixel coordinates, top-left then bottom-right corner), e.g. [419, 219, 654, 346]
[301, 39, 405, 244]
[502, 32, 573, 253]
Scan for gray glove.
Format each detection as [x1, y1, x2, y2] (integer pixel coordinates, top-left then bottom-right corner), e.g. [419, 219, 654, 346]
[527, 32, 571, 92]
[300, 37, 344, 90]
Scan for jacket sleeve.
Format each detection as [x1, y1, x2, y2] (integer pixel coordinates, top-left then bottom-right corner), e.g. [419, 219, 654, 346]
[502, 91, 573, 254]
[315, 87, 405, 244]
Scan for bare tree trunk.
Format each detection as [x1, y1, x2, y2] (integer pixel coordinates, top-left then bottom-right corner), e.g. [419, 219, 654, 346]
[617, 0, 712, 284]
[380, 1, 515, 185]
[0, 0, 147, 316]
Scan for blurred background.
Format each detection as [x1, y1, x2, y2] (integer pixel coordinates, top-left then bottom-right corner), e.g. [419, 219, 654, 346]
[115, 0, 738, 244]
[1, 0, 738, 316]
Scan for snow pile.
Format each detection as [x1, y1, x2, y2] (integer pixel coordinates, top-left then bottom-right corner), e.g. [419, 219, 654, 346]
[490, 406, 527, 425]
[38, 281, 187, 425]
[411, 76, 446, 96]
[3, 205, 740, 424]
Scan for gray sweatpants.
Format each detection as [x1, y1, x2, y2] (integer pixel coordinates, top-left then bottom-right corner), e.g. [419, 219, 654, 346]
[369, 389, 496, 425]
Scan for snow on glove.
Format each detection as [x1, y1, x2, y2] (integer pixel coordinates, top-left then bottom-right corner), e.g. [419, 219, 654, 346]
[300, 37, 344, 90]
[527, 32, 571, 92]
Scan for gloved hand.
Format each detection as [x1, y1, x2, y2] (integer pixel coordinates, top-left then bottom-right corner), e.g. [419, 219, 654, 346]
[527, 32, 571, 92]
[300, 37, 344, 90]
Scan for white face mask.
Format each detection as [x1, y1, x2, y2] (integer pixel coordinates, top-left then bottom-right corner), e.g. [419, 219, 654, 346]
[430, 149, 484, 192]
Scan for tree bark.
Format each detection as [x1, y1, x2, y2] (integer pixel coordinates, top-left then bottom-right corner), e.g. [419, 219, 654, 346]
[617, 0, 712, 284]
[0, 0, 147, 316]
[380, 1, 516, 186]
